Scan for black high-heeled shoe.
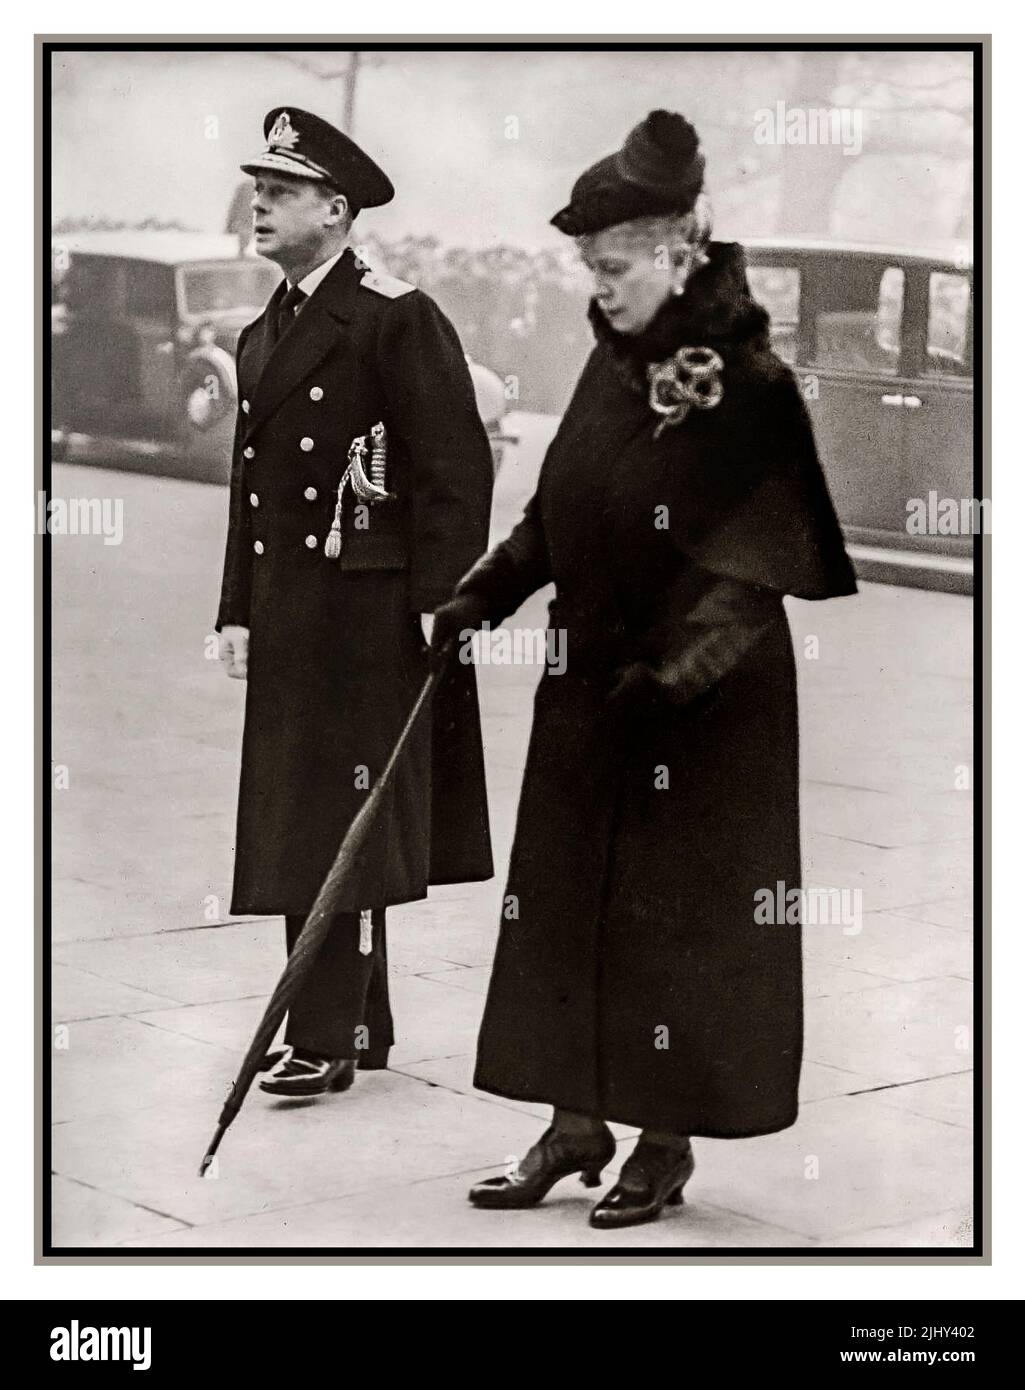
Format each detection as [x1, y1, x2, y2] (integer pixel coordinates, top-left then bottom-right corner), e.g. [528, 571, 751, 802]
[469, 1125, 617, 1209]
[589, 1139, 695, 1229]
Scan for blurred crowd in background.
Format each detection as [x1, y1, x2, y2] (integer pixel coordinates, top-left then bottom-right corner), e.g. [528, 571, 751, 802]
[358, 233, 593, 415]
[51, 213, 598, 415]
[53, 49, 973, 417]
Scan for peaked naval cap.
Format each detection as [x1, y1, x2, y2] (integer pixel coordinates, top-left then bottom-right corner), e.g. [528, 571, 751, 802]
[241, 107, 394, 212]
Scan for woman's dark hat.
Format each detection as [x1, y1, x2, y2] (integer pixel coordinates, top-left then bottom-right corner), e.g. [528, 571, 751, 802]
[241, 107, 394, 212]
[551, 110, 705, 236]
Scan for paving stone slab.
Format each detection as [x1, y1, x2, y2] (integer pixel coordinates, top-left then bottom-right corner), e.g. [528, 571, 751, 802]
[53, 1015, 232, 1124]
[672, 1094, 972, 1243]
[858, 1071, 973, 1130]
[117, 1169, 813, 1251]
[828, 1210, 974, 1248]
[51, 1175, 189, 1249]
[803, 911, 972, 982]
[52, 1076, 548, 1230]
[53, 963, 180, 1021]
[805, 977, 973, 1084]
[55, 921, 285, 1005]
[889, 898, 974, 933]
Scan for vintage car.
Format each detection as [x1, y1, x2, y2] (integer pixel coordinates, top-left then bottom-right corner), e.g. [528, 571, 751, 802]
[742, 239, 975, 593]
[467, 354, 518, 471]
[51, 231, 515, 483]
[51, 232, 280, 481]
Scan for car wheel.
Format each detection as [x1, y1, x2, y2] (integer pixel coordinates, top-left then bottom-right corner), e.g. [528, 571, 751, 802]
[179, 348, 236, 484]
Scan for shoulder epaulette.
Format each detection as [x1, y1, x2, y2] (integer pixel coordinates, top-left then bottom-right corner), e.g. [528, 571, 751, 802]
[359, 270, 416, 299]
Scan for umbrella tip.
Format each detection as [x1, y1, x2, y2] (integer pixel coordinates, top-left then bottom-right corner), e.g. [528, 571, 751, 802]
[198, 1152, 216, 1179]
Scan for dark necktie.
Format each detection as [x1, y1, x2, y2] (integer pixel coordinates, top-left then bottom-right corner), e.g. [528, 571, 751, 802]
[274, 284, 307, 341]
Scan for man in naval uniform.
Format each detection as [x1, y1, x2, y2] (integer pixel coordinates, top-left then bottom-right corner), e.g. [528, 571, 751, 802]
[216, 108, 494, 1099]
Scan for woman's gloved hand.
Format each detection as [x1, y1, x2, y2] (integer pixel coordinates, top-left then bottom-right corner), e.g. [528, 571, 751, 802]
[607, 607, 774, 712]
[607, 660, 664, 712]
[429, 591, 492, 669]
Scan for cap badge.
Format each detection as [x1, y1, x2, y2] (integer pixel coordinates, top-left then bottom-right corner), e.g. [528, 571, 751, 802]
[268, 111, 300, 151]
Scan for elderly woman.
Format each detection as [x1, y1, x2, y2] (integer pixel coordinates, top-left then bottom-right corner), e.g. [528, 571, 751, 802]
[432, 111, 857, 1229]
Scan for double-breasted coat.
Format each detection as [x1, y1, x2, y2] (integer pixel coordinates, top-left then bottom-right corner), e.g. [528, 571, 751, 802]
[458, 243, 858, 1137]
[216, 247, 494, 915]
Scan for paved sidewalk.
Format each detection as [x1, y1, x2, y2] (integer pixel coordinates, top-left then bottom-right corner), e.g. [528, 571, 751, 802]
[50, 415, 974, 1250]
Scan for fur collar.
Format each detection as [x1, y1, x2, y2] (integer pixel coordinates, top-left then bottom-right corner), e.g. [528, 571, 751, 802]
[588, 241, 771, 393]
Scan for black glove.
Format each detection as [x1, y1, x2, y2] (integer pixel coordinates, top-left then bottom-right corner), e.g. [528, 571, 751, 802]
[609, 617, 772, 713]
[429, 590, 491, 669]
[607, 661, 664, 713]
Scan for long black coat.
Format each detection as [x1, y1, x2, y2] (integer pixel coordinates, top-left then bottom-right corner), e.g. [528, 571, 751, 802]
[460, 243, 857, 1137]
[217, 248, 494, 915]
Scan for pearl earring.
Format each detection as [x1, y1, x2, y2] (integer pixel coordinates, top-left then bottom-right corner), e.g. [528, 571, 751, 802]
[672, 282, 687, 297]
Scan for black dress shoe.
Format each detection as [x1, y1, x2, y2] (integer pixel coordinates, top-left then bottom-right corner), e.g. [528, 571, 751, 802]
[260, 1046, 390, 1074]
[469, 1125, 617, 1209]
[589, 1140, 695, 1229]
[258, 1052, 356, 1097]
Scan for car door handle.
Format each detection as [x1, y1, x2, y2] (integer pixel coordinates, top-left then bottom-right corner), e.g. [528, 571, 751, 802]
[880, 393, 904, 406]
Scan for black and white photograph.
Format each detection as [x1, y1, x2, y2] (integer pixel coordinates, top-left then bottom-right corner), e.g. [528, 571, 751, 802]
[42, 38, 983, 1258]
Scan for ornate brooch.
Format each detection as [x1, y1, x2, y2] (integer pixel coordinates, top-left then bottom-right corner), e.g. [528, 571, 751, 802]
[646, 347, 725, 439]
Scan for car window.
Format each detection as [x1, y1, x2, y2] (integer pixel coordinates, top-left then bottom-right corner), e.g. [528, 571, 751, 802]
[63, 257, 127, 316]
[926, 271, 972, 378]
[181, 262, 281, 316]
[747, 265, 799, 365]
[811, 263, 904, 376]
[126, 261, 174, 319]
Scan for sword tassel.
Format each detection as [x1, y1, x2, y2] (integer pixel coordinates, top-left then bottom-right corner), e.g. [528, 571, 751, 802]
[359, 908, 373, 956]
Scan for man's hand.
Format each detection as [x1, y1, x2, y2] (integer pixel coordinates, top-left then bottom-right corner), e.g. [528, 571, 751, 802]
[219, 624, 250, 680]
[420, 613, 435, 646]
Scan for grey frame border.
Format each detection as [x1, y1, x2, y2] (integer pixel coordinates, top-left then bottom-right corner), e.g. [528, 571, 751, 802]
[35, 31, 991, 1268]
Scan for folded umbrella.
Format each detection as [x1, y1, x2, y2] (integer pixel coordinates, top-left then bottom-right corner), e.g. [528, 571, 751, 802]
[199, 662, 445, 1176]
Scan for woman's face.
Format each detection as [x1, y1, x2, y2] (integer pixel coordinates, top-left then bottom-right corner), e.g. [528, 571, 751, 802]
[579, 225, 686, 335]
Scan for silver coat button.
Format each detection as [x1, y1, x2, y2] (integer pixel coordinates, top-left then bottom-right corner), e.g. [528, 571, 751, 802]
[249, 492, 259, 507]
[309, 387, 323, 401]
[253, 540, 264, 555]
[305, 534, 318, 549]
[304, 486, 318, 501]
[241, 399, 250, 413]
[300, 437, 314, 452]
[243, 446, 255, 459]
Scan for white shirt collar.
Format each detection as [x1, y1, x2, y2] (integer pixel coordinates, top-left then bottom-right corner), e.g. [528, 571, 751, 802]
[291, 247, 348, 299]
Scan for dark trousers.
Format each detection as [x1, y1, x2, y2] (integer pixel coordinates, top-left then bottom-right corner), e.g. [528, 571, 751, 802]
[283, 908, 394, 1062]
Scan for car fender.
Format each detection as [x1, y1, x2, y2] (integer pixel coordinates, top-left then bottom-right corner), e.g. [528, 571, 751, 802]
[182, 343, 237, 430]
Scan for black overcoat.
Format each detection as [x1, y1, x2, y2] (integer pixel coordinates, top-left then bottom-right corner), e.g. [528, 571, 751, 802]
[216, 248, 494, 915]
[460, 243, 857, 1137]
